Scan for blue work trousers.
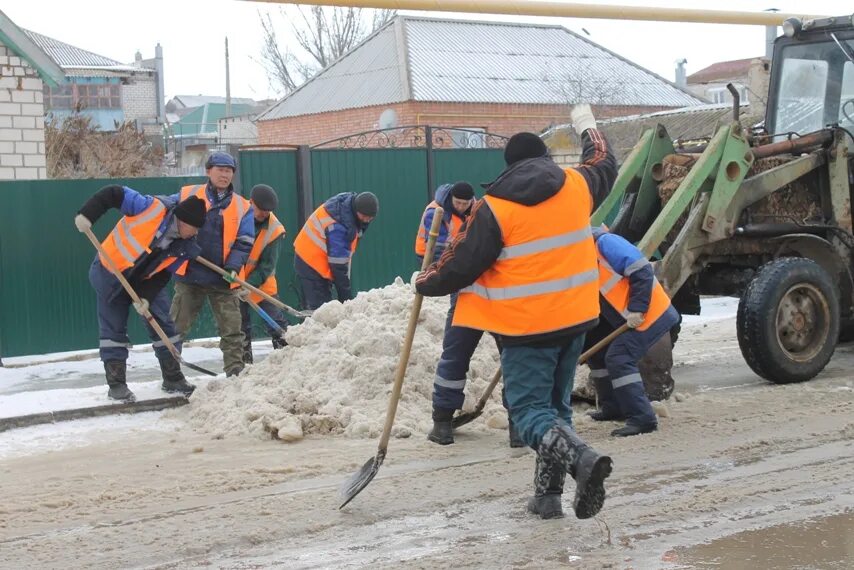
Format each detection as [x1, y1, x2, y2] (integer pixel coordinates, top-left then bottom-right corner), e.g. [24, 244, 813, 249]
[587, 306, 679, 428]
[433, 292, 494, 410]
[89, 259, 181, 362]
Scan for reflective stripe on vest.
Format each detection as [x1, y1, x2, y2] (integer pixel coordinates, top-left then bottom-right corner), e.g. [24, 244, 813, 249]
[99, 200, 168, 272]
[294, 204, 358, 280]
[246, 213, 286, 302]
[452, 169, 600, 336]
[175, 184, 251, 287]
[414, 202, 462, 257]
[597, 253, 671, 331]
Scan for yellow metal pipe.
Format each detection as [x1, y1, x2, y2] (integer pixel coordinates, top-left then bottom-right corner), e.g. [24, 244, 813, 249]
[244, 0, 824, 26]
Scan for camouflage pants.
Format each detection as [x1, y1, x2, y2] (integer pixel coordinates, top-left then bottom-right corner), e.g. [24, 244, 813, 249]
[170, 281, 245, 375]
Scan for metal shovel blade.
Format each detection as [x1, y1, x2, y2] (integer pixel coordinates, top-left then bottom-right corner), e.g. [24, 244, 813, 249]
[339, 451, 385, 509]
[451, 409, 482, 428]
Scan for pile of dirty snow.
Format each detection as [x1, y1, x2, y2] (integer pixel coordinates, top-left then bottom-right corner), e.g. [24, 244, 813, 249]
[184, 278, 505, 441]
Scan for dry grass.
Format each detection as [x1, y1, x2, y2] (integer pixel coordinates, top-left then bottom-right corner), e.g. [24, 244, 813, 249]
[45, 114, 163, 179]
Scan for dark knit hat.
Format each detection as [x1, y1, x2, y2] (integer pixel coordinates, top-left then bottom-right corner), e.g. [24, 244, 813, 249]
[174, 195, 206, 228]
[250, 184, 278, 211]
[450, 181, 475, 200]
[503, 132, 548, 166]
[354, 192, 379, 217]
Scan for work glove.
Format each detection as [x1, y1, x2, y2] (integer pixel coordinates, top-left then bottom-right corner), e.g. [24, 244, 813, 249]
[236, 288, 250, 302]
[133, 298, 150, 316]
[570, 104, 597, 135]
[74, 214, 92, 233]
[626, 312, 644, 329]
[409, 271, 421, 293]
[222, 270, 239, 285]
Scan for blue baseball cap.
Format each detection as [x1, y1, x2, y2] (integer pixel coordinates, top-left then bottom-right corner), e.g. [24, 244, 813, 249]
[205, 151, 236, 171]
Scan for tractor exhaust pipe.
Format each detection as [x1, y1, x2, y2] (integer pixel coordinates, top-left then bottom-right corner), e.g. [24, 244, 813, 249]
[727, 83, 740, 123]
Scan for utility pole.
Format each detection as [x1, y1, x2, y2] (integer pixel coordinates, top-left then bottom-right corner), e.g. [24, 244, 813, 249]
[225, 37, 232, 118]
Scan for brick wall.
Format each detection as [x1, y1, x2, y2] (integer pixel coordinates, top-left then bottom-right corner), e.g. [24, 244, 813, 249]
[219, 116, 258, 145]
[257, 101, 675, 146]
[0, 42, 48, 180]
[122, 73, 158, 122]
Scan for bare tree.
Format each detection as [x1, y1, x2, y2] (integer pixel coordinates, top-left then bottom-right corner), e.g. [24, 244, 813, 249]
[259, 6, 396, 95]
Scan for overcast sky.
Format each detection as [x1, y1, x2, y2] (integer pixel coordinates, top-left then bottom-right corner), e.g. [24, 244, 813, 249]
[3, 0, 844, 102]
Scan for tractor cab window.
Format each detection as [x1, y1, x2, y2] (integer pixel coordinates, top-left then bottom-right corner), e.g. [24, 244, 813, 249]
[771, 37, 854, 141]
[773, 52, 828, 135]
[840, 61, 854, 144]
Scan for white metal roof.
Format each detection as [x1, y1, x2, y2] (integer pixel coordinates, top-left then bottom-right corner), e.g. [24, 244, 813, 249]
[258, 16, 702, 121]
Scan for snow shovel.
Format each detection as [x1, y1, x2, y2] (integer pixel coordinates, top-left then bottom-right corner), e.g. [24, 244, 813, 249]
[451, 323, 631, 428]
[246, 297, 286, 336]
[193, 256, 311, 319]
[81, 227, 217, 377]
[339, 207, 445, 509]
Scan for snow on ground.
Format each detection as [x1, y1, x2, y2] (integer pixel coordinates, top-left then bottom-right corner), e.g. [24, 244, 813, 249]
[0, 411, 184, 460]
[0, 342, 271, 416]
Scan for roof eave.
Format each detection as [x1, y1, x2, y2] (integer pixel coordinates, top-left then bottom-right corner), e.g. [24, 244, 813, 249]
[0, 10, 65, 86]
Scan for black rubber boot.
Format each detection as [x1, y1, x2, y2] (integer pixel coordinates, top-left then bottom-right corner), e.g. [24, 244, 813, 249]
[587, 409, 625, 422]
[427, 407, 455, 445]
[508, 419, 526, 448]
[527, 453, 566, 519]
[271, 335, 288, 349]
[611, 423, 657, 437]
[158, 356, 195, 396]
[540, 424, 613, 519]
[104, 360, 136, 402]
[242, 339, 254, 365]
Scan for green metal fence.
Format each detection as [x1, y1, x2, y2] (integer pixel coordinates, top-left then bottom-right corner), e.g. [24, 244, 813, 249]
[310, 148, 431, 292]
[0, 138, 505, 358]
[0, 176, 206, 358]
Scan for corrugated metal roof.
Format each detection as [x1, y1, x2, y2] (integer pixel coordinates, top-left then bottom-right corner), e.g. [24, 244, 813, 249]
[23, 29, 127, 69]
[259, 16, 702, 121]
[172, 103, 255, 137]
[257, 22, 405, 121]
[405, 18, 700, 107]
[172, 95, 259, 109]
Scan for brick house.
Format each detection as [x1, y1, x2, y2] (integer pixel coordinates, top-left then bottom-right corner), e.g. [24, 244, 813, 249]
[686, 57, 771, 117]
[24, 29, 165, 136]
[256, 16, 703, 146]
[0, 9, 65, 180]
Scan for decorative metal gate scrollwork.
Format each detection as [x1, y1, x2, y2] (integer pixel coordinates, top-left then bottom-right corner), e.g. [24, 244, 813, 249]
[312, 126, 508, 150]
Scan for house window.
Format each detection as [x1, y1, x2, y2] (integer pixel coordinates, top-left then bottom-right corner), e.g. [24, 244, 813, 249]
[43, 85, 72, 110]
[450, 127, 486, 148]
[43, 83, 121, 110]
[76, 84, 121, 109]
[707, 85, 748, 105]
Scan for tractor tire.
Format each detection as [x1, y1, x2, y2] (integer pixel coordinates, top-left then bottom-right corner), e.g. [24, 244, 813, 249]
[737, 258, 839, 384]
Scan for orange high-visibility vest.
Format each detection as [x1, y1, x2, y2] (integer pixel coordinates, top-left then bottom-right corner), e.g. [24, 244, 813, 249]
[174, 184, 250, 288]
[597, 253, 670, 331]
[99, 199, 168, 272]
[414, 201, 464, 257]
[452, 169, 600, 336]
[294, 204, 359, 280]
[245, 213, 286, 303]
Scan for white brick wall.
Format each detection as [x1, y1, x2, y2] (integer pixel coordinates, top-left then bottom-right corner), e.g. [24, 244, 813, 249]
[218, 116, 258, 145]
[122, 74, 158, 122]
[0, 39, 48, 180]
